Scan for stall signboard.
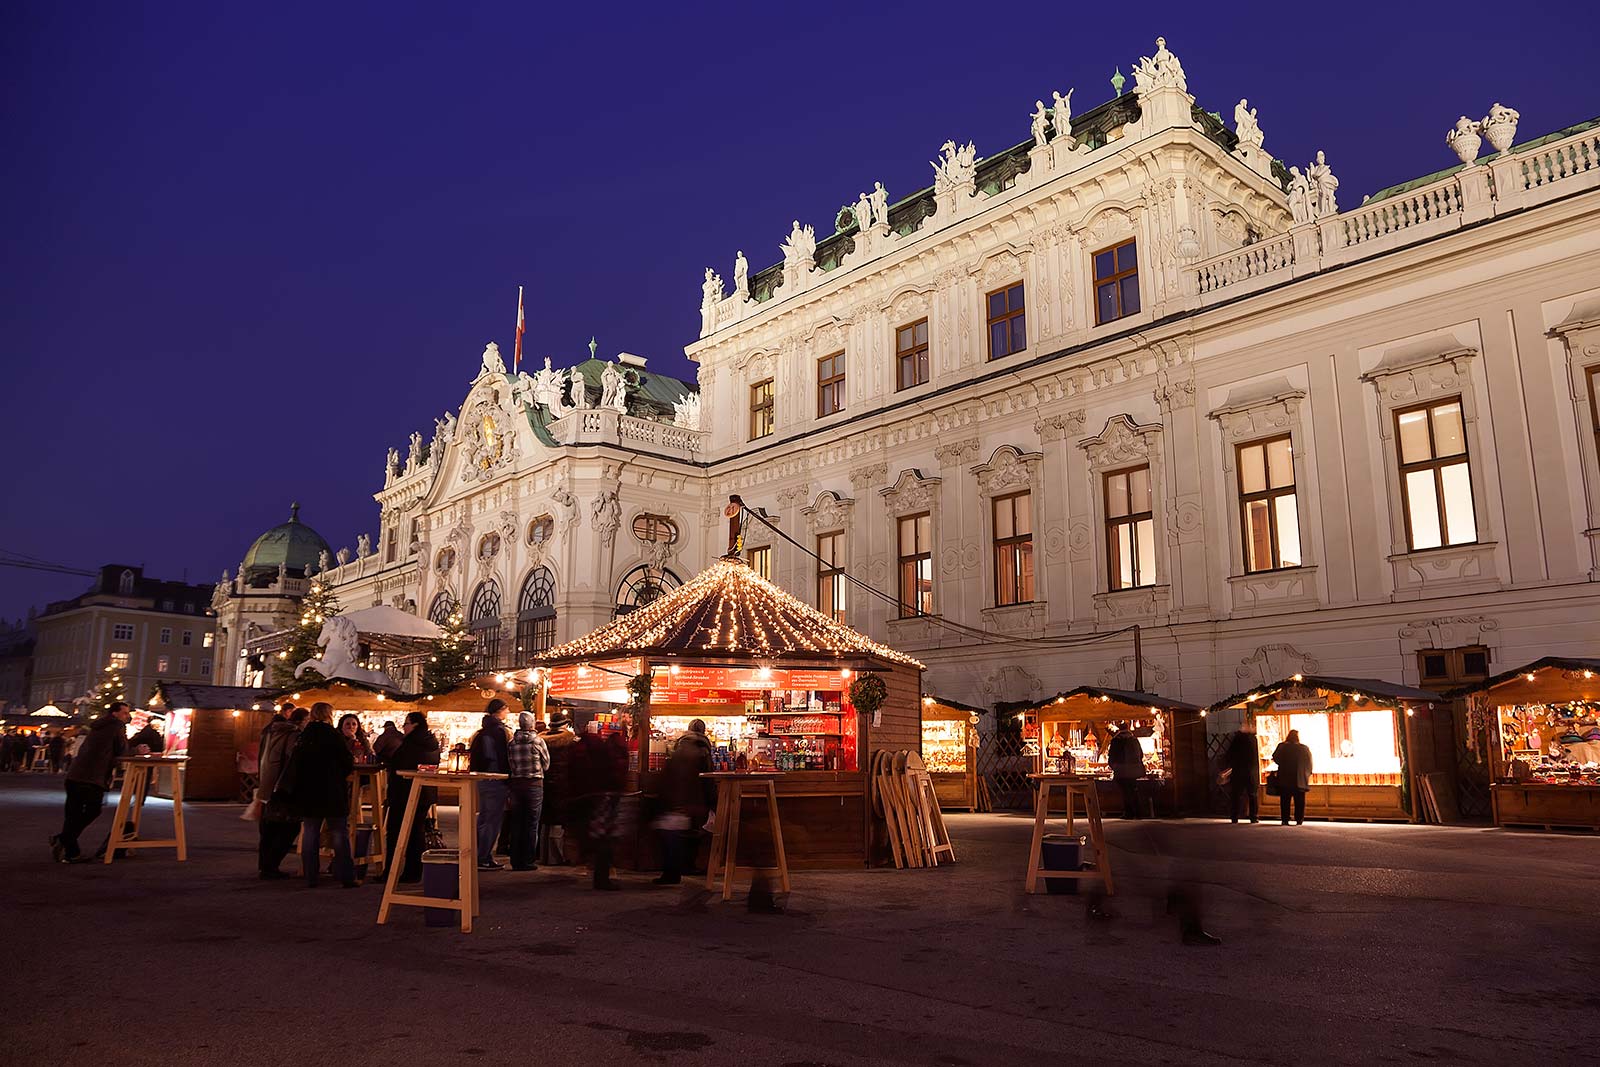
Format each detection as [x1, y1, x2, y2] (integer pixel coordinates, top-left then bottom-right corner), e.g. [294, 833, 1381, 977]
[1271, 698, 1328, 711]
[547, 665, 630, 700]
[650, 665, 854, 693]
[655, 688, 765, 705]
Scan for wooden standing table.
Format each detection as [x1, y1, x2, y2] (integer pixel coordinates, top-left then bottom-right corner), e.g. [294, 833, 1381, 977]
[348, 763, 388, 877]
[104, 756, 188, 864]
[703, 772, 790, 901]
[1024, 773, 1113, 894]
[376, 771, 506, 933]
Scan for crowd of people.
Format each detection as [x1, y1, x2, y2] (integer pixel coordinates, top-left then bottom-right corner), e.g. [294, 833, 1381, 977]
[2, 728, 77, 773]
[1222, 721, 1314, 826]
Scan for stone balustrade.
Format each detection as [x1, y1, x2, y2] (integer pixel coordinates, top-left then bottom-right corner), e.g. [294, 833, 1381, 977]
[1191, 124, 1599, 304]
[549, 408, 704, 458]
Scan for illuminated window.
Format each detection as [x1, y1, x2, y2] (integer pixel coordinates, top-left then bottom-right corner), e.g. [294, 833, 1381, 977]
[159, 627, 172, 645]
[986, 283, 1026, 359]
[516, 567, 557, 656]
[1396, 398, 1477, 551]
[817, 352, 846, 417]
[897, 513, 933, 616]
[1237, 436, 1300, 572]
[1105, 465, 1155, 590]
[632, 514, 679, 545]
[896, 319, 929, 390]
[112, 624, 134, 642]
[202, 632, 214, 649]
[1093, 239, 1140, 325]
[468, 580, 502, 670]
[817, 532, 846, 623]
[615, 566, 682, 618]
[108, 652, 130, 669]
[747, 545, 772, 580]
[992, 492, 1035, 605]
[750, 379, 774, 440]
[157, 656, 170, 674]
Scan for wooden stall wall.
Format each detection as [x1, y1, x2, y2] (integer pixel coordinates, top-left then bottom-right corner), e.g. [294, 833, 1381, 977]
[867, 665, 924, 757]
[1171, 714, 1209, 814]
[186, 709, 272, 800]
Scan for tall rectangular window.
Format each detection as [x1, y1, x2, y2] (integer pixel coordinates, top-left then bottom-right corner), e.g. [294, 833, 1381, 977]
[1589, 366, 1600, 459]
[896, 319, 929, 390]
[750, 379, 774, 440]
[178, 657, 191, 675]
[1093, 239, 1140, 325]
[202, 632, 214, 649]
[1237, 436, 1301, 572]
[112, 624, 134, 641]
[159, 627, 172, 645]
[199, 658, 212, 677]
[817, 532, 846, 623]
[181, 630, 193, 646]
[817, 351, 846, 417]
[992, 491, 1035, 606]
[157, 655, 170, 674]
[986, 283, 1026, 359]
[1105, 465, 1155, 590]
[747, 545, 772, 580]
[385, 526, 398, 563]
[1396, 398, 1476, 550]
[897, 513, 934, 617]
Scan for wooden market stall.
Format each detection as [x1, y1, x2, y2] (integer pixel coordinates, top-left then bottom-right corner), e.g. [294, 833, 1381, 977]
[530, 552, 926, 870]
[277, 677, 521, 755]
[1454, 656, 1600, 831]
[146, 683, 276, 801]
[1207, 675, 1445, 822]
[920, 696, 983, 811]
[1017, 686, 1207, 817]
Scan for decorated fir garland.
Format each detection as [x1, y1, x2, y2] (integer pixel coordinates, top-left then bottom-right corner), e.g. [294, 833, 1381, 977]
[627, 671, 653, 709]
[849, 674, 887, 718]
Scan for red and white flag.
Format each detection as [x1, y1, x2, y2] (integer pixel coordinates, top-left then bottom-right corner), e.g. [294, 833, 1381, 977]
[513, 285, 526, 372]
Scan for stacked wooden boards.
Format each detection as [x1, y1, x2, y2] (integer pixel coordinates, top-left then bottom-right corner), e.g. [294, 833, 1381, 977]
[870, 750, 955, 869]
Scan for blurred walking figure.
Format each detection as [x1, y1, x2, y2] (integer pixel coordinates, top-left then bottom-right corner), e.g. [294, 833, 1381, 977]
[469, 699, 512, 872]
[507, 711, 550, 871]
[50, 702, 130, 862]
[382, 711, 441, 883]
[1107, 722, 1145, 819]
[288, 703, 356, 888]
[572, 722, 627, 890]
[1222, 721, 1260, 824]
[539, 712, 578, 863]
[654, 719, 713, 885]
[1272, 729, 1313, 826]
[255, 705, 306, 879]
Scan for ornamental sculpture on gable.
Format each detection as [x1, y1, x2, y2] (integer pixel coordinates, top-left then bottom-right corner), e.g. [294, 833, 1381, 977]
[1132, 35, 1187, 94]
[780, 220, 817, 268]
[931, 140, 978, 194]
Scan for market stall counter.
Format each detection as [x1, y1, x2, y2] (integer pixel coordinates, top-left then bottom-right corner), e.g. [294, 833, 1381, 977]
[1013, 687, 1207, 817]
[1207, 675, 1446, 822]
[531, 553, 926, 870]
[1453, 656, 1600, 831]
[920, 696, 983, 811]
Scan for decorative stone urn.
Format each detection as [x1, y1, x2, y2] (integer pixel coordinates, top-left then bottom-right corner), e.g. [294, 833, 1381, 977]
[1481, 103, 1520, 154]
[1445, 117, 1482, 165]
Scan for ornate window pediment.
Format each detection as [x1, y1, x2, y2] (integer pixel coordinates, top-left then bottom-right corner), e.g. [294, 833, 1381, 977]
[1359, 338, 1479, 405]
[970, 444, 1043, 496]
[879, 469, 942, 516]
[1080, 414, 1161, 471]
[1208, 377, 1306, 440]
[801, 490, 855, 532]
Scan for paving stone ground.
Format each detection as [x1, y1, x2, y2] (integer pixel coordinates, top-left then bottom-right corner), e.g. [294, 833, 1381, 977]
[1, 775, 1595, 1065]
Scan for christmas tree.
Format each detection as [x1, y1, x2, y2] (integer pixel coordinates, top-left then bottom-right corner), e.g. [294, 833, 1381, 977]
[422, 607, 473, 693]
[271, 580, 342, 687]
[87, 662, 128, 715]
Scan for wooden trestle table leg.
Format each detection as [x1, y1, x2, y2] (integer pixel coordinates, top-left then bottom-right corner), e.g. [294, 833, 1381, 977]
[171, 765, 187, 861]
[376, 784, 421, 925]
[1024, 781, 1052, 893]
[721, 781, 743, 902]
[764, 780, 789, 893]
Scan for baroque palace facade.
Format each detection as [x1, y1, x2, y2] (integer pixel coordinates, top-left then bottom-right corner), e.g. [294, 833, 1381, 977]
[215, 36, 1600, 714]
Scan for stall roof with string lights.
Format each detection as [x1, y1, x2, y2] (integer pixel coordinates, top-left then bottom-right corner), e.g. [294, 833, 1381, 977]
[1449, 656, 1600, 830]
[528, 548, 927, 869]
[1207, 674, 1446, 823]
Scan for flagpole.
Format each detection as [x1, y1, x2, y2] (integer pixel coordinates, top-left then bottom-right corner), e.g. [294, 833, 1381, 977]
[513, 285, 525, 373]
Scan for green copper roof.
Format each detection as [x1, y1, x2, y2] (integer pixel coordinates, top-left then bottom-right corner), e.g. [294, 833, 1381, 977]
[241, 504, 331, 580]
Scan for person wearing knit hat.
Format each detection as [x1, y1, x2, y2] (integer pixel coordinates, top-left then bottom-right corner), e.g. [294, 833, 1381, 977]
[468, 699, 512, 871]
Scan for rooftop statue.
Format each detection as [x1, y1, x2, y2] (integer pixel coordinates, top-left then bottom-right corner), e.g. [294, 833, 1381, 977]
[673, 392, 702, 431]
[385, 446, 400, 481]
[1030, 100, 1048, 146]
[931, 139, 977, 193]
[781, 220, 817, 267]
[1287, 167, 1313, 226]
[1235, 98, 1264, 149]
[407, 431, 422, 468]
[1133, 35, 1187, 94]
[870, 182, 889, 226]
[1480, 102, 1520, 153]
[854, 189, 873, 231]
[1051, 89, 1074, 140]
[600, 359, 628, 413]
[1308, 150, 1339, 217]
[1446, 116, 1483, 164]
[568, 365, 589, 410]
[531, 357, 571, 418]
[356, 533, 371, 558]
[700, 266, 724, 310]
[480, 341, 506, 377]
[733, 250, 749, 297]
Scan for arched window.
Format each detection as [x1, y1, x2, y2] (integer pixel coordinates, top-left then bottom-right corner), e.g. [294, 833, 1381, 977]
[632, 514, 679, 545]
[468, 580, 502, 670]
[118, 569, 136, 595]
[527, 514, 555, 546]
[614, 566, 681, 618]
[515, 567, 557, 657]
[427, 591, 458, 627]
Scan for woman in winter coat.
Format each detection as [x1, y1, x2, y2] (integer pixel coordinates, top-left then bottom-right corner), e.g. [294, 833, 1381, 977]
[382, 710, 441, 883]
[287, 703, 356, 887]
[256, 706, 307, 878]
[338, 714, 375, 763]
[1271, 729, 1314, 826]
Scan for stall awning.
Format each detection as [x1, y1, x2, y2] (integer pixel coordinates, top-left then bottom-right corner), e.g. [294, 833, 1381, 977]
[923, 694, 988, 716]
[1446, 656, 1600, 701]
[1207, 675, 1443, 713]
[148, 682, 278, 712]
[534, 554, 924, 670]
[1019, 686, 1201, 715]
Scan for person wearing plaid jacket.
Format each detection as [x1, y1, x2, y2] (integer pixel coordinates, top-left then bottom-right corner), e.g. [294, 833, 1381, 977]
[507, 711, 550, 871]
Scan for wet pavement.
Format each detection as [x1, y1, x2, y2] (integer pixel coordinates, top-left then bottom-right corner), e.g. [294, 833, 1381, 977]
[1, 774, 1596, 1065]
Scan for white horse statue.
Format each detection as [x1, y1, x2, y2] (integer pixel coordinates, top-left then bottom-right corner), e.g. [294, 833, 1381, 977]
[293, 614, 396, 688]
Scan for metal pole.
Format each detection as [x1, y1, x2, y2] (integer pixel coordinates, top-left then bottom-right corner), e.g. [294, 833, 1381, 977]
[1133, 625, 1143, 692]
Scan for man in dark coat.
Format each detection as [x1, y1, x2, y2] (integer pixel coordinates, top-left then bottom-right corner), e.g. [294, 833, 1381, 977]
[1106, 722, 1146, 819]
[382, 710, 442, 883]
[287, 703, 356, 888]
[1223, 721, 1261, 824]
[468, 700, 512, 872]
[51, 702, 131, 862]
[256, 706, 306, 878]
[539, 712, 578, 863]
[654, 720, 714, 885]
[127, 721, 164, 756]
[372, 721, 403, 761]
[1271, 729, 1314, 826]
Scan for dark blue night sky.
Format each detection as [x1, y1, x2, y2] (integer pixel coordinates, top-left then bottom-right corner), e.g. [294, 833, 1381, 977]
[2, 0, 1592, 617]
